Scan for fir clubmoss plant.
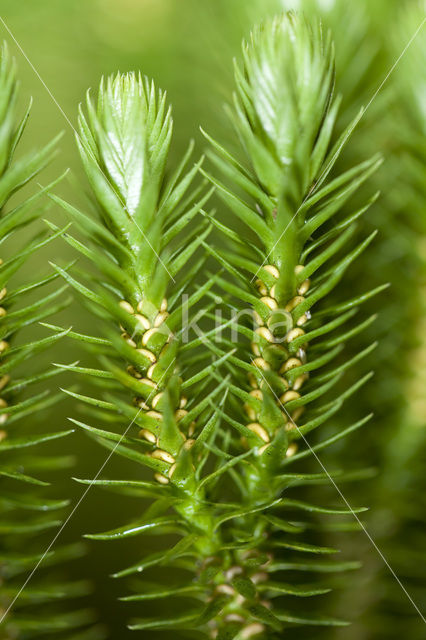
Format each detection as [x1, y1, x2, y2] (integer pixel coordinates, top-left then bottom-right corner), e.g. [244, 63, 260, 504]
[52, 12, 387, 639]
[49, 72, 244, 635]
[0, 45, 102, 640]
[200, 12, 386, 635]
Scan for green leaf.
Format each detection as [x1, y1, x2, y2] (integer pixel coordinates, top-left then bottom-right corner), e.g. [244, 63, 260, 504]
[248, 603, 282, 632]
[275, 611, 349, 626]
[128, 613, 198, 631]
[231, 576, 257, 599]
[260, 581, 331, 597]
[0, 430, 73, 452]
[120, 583, 203, 601]
[271, 540, 338, 554]
[85, 516, 183, 540]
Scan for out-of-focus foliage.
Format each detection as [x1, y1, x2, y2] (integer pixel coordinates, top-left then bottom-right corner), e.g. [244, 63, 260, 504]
[0, 45, 104, 640]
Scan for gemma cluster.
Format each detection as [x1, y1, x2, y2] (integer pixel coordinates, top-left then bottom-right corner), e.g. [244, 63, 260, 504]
[244, 263, 311, 457]
[118, 297, 196, 485]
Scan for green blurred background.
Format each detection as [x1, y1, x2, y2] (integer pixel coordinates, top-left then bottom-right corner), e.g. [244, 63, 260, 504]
[1, 1, 424, 638]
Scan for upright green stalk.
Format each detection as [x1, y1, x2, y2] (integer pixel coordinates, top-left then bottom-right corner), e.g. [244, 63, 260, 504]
[200, 12, 384, 636]
[0, 45, 102, 640]
[51, 73, 258, 636]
